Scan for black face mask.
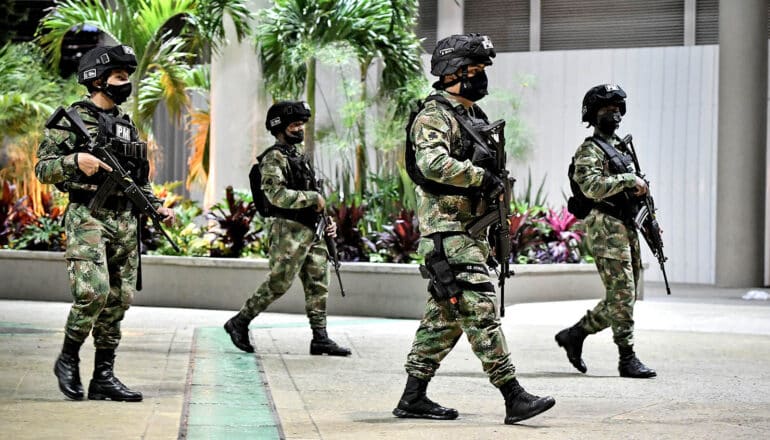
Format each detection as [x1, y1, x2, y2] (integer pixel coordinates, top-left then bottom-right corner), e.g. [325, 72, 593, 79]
[102, 82, 132, 105]
[285, 129, 304, 144]
[453, 71, 489, 102]
[597, 111, 622, 135]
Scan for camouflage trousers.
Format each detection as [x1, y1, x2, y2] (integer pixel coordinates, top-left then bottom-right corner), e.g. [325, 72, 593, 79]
[579, 212, 642, 347]
[63, 203, 138, 349]
[240, 218, 329, 328]
[405, 233, 516, 388]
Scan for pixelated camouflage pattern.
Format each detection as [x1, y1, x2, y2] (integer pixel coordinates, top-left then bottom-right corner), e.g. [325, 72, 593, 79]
[573, 129, 642, 347]
[260, 144, 320, 210]
[406, 93, 515, 387]
[411, 91, 486, 236]
[62, 203, 138, 349]
[240, 217, 330, 328]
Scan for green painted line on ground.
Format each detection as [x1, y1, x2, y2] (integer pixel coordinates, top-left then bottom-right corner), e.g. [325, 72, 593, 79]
[180, 327, 284, 440]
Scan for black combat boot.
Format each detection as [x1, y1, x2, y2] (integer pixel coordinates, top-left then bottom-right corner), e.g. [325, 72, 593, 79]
[88, 349, 143, 402]
[618, 346, 656, 378]
[53, 336, 84, 400]
[392, 375, 459, 420]
[224, 312, 254, 353]
[499, 378, 556, 424]
[309, 327, 351, 356]
[554, 323, 588, 373]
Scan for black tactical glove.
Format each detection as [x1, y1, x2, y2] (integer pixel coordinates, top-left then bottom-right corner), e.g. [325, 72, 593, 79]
[481, 170, 504, 199]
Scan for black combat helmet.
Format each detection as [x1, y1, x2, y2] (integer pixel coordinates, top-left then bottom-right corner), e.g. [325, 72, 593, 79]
[581, 84, 627, 125]
[77, 45, 137, 85]
[430, 33, 496, 76]
[265, 101, 311, 135]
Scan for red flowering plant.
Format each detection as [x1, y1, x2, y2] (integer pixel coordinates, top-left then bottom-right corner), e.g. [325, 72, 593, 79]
[372, 209, 421, 263]
[519, 207, 585, 264]
[329, 202, 376, 262]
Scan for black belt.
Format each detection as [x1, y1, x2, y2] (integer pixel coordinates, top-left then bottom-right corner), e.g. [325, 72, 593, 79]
[69, 190, 133, 211]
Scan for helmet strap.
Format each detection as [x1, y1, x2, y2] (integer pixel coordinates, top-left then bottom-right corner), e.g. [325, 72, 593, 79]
[436, 65, 467, 90]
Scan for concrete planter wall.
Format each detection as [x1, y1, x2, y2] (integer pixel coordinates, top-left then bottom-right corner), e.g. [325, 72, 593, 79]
[0, 250, 643, 319]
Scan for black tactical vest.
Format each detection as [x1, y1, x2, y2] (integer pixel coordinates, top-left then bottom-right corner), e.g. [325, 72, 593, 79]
[65, 101, 149, 189]
[567, 135, 635, 221]
[249, 144, 320, 230]
[404, 95, 495, 198]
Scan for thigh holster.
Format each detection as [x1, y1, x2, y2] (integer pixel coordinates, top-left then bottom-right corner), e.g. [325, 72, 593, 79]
[419, 233, 494, 303]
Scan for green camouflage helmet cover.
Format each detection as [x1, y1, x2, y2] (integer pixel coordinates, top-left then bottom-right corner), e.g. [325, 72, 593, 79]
[77, 45, 137, 85]
[581, 84, 627, 124]
[430, 33, 496, 76]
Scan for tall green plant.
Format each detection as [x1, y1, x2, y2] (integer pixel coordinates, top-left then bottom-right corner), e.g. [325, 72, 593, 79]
[255, 0, 423, 194]
[37, 0, 251, 135]
[0, 42, 82, 214]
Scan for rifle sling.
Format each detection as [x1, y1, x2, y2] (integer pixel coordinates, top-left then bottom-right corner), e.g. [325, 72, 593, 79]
[588, 136, 636, 223]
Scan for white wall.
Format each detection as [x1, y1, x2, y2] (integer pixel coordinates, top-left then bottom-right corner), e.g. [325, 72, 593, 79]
[480, 46, 719, 284]
[210, 40, 723, 284]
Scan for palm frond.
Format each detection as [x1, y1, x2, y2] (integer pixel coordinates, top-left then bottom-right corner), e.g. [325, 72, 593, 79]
[194, 0, 252, 52]
[136, 37, 191, 130]
[37, 0, 128, 68]
[186, 109, 210, 190]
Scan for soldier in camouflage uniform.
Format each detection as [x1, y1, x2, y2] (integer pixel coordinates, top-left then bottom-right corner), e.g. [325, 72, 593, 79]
[393, 34, 555, 425]
[224, 101, 351, 357]
[37, 45, 175, 401]
[555, 84, 656, 378]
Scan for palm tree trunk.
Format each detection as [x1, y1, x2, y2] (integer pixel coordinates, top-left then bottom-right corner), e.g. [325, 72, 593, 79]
[355, 61, 369, 196]
[305, 57, 317, 163]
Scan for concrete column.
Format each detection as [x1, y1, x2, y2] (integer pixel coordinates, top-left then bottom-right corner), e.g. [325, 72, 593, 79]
[530, 0, 540, 51]
[207, 1, 270, 207]
[683, 0, 695, 46]
[437, 0, 463, 39]
[715, 0, 767, 286]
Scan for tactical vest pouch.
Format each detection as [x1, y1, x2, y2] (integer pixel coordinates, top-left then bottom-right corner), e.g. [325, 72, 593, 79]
[249, 161, 271, 218]
[567, 160, 593, 219]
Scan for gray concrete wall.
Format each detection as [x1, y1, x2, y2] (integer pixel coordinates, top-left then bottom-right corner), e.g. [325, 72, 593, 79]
[205, 1, 270, 207]
[0, 250, 639, 319]
[715, 0, 767, 287]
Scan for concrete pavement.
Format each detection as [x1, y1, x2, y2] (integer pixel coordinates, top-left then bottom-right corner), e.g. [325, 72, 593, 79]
[1, 283, 769, 439]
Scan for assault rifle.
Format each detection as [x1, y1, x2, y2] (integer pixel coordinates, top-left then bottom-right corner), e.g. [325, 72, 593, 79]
[622, 134, 671, 295]
[462, 119, 515, 317]
[315, 181, 345, 297]
[45, 106, 180, 253]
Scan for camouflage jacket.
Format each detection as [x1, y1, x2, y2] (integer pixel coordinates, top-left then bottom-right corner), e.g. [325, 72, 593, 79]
[573, 129, 639, 260]
[411, 91, 486, 236]
[259, 144, 320, 210]
[35, 99, 159, 207]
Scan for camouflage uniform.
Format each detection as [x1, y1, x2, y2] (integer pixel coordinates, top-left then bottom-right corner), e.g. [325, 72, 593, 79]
[404, 91, 516, 387]
[239, 144, 329, 328]
[572, 130, 641, 348]
[36, 100, 158, 350]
